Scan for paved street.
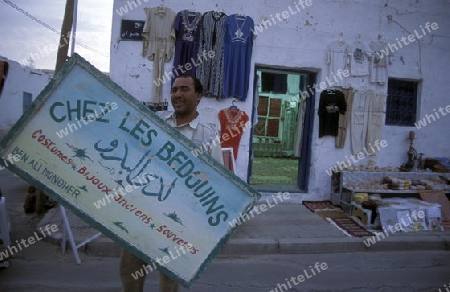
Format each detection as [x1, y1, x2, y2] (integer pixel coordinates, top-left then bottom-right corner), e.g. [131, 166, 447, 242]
[1, 247, 449, 291]
[1, 166, 449, 291]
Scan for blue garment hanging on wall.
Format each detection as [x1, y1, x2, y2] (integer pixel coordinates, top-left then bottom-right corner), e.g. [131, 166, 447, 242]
[222, 14, 254, 100]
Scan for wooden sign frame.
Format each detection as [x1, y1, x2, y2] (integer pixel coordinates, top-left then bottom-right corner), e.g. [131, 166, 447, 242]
[0, 54, 260, 287]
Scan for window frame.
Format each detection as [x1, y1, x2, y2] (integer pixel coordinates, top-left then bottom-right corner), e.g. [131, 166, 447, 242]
[385, 78, 420, 126]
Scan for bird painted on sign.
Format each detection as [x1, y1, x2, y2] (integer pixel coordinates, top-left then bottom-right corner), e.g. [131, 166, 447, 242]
[159, 247, 170, 256]
[66, 143, 94, 163]
[113, 221, 129, 233]
[164, 212, 184, 226]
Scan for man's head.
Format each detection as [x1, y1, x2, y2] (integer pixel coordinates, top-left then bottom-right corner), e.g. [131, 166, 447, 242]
[170, 74, 203, 119]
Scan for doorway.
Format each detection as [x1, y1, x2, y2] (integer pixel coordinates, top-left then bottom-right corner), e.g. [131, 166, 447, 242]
[249, 67, 316, 192]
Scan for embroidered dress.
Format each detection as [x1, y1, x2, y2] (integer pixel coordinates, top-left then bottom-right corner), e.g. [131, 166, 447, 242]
[219, 108, 249, 159]
[197, 11, 227, 98]
[172, 10, 202, 82]
[222, 14, 254, 100]
[142, 6, 176, 102]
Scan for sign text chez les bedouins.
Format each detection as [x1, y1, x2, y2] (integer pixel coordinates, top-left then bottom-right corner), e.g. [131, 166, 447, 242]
[0, 54, 260, 287]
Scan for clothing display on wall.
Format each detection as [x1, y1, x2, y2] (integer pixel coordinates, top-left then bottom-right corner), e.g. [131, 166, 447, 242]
[369, 40, 388, 85]
[139, 6, 255, 101]
[326, 40, 349, 87]
[172, 10, 202, 80]
[335, 88, 354, 148]
[219, 106, 249, 160]
[222, 14, 254, 100]
[349, 40, 369, 76]
[142, 6, 176, 102]
[366, 92, 385, 152]
[350, 90, 373, 155]
[196, 11, 227, 98]
[318, 89, 347, 138]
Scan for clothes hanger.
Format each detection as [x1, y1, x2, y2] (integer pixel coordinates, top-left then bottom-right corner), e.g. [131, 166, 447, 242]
[236, 6, 246, 19]
[360, 79, 367, 90]
[214, 3, 225, 14]
[189, 0, 197, 13]
[157, 0, 166, 14]
[354, 34, 362, 44]
[229, 100, 239, 113]
[337, 32, 344, 45]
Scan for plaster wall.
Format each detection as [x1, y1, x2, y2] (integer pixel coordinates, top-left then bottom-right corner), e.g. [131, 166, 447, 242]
[110, 0, 450, 200]
[0, 56, 51, 132]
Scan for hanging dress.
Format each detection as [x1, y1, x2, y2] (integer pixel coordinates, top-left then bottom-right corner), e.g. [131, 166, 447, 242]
[197, 11, 227, 98]
[219, 107, 249, 160]
[222, 14, 254, 100]
[172, 10, 202, 82]
[142, 6, 176, 102]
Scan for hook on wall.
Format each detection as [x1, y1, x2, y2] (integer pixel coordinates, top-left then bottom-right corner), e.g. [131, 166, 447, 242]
[238, 6, 245, 16]
[158, 0, 166, 11]
[337, 32, 344, 44]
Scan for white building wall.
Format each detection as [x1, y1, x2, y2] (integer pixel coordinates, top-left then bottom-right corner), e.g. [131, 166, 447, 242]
[110, 0, 450, 201]
[0, 56, 51, 132]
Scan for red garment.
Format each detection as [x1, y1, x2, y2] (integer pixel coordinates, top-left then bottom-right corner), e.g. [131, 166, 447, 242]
[219, 108, 249, 160]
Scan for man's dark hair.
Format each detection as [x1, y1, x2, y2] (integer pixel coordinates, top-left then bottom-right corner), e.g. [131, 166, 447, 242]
[176, 73, 203, 95]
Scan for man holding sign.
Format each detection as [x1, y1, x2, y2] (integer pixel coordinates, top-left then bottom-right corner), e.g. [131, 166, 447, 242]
[119, 74, 224, 291]
[0, 54, 259, 290]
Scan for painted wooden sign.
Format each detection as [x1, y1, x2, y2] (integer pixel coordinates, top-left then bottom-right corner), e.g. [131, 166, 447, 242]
[0, 54, 260, 287]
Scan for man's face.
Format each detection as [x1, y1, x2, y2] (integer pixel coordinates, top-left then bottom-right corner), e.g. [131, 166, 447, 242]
[170, 77, 201, 116]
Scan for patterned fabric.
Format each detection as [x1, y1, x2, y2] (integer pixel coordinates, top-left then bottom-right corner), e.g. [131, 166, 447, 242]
[302, 200, 341, 213]
[196, 11, 227, 98]
[172, 10, 202, 80]
[329, 217, 375, 237]
[218, 108, 249, 160]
